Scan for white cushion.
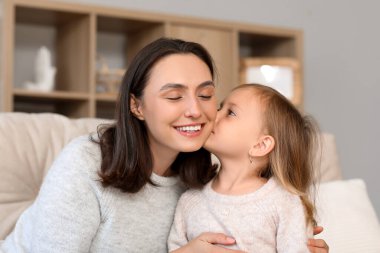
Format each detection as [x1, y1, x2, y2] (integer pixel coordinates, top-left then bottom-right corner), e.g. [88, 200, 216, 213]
[0, 112, 110, 239]
[317, 133, 342, 182]
[315, 179, 380, 253]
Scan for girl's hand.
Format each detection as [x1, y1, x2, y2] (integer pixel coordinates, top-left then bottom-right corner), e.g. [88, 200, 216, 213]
[172, 232, 246, 253]
[308, 226, 329, 253]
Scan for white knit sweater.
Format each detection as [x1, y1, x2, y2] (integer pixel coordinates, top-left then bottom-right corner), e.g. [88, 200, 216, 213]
[1, 136, 186, 253]
[168, 177, 312, 253]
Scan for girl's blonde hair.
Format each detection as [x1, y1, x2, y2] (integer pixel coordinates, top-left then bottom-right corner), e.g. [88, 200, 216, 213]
[235, 83, 318, 226]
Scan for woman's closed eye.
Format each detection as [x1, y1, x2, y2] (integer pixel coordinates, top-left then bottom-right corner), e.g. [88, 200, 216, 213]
[166, 96, 182, 101]
[165, 91, 183, 100]
[198, 94, 213, 100]
[198, 85, 215, 100]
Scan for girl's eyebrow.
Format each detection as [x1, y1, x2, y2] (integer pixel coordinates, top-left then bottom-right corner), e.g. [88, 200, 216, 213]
[159, 80, 214, 91]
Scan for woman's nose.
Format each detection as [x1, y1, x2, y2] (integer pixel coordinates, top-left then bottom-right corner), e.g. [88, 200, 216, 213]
[184, 98, 201, 118]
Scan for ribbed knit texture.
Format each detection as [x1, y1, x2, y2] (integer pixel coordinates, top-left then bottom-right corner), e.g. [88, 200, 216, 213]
[0, 136, 186, 253]
[168, 177, 312, 252]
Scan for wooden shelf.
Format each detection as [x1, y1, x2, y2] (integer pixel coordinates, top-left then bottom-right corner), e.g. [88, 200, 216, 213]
[13, 89, 90, 100]
[96, 93, 118, 102]
[2, 0, 303, 118]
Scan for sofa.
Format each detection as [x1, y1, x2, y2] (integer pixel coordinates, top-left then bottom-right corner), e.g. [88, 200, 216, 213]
[0, 112, 379, 252]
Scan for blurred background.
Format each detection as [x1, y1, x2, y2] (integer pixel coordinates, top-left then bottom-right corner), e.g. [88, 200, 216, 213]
[0, 0, 379, 218]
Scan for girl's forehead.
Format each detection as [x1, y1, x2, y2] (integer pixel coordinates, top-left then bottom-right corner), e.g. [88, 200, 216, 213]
[228, 87, 258, 102]
[225, 88, 265, 113]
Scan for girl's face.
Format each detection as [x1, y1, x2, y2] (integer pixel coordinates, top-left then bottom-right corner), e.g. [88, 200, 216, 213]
[135, 54, 217, 156]
[204, 87, 265, 160]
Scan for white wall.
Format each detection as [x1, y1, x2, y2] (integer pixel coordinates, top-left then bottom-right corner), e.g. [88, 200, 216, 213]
[2, 0, 380, 216]
[0, 0, 3, 111]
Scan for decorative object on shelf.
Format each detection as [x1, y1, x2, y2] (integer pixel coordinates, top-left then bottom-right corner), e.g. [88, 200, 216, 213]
[96, 55, 125, 94]
[240, 57, 301, 106]
[23, 46, 56, 92]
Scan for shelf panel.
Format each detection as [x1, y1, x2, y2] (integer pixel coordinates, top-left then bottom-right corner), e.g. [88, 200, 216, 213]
[13, 88, 90, 101]
[96, 93, 118, 102]
[15, 6, 87, 27]
[97, 15, 163, 33]
[239, 32, 296, 58]
[96, 15, 166, 71]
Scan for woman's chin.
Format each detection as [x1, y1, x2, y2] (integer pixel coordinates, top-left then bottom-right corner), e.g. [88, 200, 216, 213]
[178, 143, 204, 153]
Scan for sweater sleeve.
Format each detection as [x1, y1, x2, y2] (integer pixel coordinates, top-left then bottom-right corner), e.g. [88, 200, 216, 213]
[167, 192, 190, 252]
[276, 194, 311, 253]
[1, 137, 101, 253]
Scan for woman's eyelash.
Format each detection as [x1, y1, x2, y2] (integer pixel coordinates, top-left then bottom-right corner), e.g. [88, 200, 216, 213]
[167, 97, 182, 101]
[199, 95, 212, 99]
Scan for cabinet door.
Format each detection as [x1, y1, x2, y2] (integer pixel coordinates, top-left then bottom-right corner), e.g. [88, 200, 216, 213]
[169, 24, 235, 102]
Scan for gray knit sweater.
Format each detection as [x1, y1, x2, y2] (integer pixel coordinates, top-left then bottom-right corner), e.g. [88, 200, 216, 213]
[168, 178, 312, 253]
[1, 136, 186, 253]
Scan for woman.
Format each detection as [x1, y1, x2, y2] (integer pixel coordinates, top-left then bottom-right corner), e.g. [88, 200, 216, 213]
[0, 38, 328, 253]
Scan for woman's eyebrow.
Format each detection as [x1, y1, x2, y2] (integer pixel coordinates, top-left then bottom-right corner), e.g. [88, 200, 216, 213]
[160, 83, 185, 91]
[198, 80, 215, 89]
[160, 80, 214, 91]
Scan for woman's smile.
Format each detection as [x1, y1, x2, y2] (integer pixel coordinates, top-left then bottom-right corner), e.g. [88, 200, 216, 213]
[174, 123, 205, 137]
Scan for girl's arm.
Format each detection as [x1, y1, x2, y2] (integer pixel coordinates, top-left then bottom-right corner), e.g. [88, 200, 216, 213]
[1, 138, 100, 253]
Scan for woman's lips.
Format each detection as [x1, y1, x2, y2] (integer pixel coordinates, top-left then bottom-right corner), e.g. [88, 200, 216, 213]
[174, 123, 204, 137]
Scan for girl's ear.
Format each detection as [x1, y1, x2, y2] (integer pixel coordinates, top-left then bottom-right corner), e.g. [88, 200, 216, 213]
[249, 135, 275, 157]
[130, 94, 144, 120]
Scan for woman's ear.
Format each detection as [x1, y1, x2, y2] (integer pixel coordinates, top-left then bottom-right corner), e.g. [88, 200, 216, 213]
[130, 94, 144, 120]
[249, 135, 275, 157]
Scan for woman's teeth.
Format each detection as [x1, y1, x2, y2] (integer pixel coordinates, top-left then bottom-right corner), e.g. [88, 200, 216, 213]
[176, 125, 202, 132]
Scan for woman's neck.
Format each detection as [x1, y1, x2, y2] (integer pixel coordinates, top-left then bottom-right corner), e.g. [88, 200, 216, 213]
[212, 158, 267, 195]
[150, 145, 178, 177]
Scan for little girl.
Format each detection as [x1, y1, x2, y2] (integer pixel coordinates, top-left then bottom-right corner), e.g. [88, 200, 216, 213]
[168, 83, 319, 252]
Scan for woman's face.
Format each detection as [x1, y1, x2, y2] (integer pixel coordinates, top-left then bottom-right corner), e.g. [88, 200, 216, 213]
[135, 54, 217, 156]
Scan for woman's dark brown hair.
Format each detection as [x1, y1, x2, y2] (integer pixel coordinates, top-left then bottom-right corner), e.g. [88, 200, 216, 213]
[93, 38, 217, 193]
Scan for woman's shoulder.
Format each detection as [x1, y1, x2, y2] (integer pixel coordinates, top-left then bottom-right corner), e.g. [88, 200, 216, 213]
[65, 134, 100, 152]
[63, 134, 101, 161]
[49, 134, 102, 180]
